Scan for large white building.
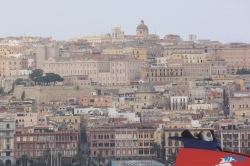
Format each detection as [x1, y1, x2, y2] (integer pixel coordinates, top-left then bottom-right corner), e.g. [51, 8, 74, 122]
[107, 107, 140, 122]
[170, 96, 188, 110]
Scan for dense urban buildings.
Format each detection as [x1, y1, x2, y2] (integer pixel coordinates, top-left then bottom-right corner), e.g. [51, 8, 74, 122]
[1, 20, 250, 166]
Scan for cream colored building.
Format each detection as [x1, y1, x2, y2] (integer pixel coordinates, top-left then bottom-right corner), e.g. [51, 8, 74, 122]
[213, 43, 250, 74]
[0, 58, 21, 76]
[170, 52, 210, 64]
[42, 57, 146, 85]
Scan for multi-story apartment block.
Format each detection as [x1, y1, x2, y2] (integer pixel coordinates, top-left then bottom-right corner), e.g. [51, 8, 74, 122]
[213, 43, 250, 74]
[0, 48, 15, 58]
[140, 66, 183, 85]
[14, 113, 47, 128]
[102, 47, 123, 55]
[162, 42, 210, 56]
[214, 120, 250, 153]
[0, 117, 15, 166]
[170, 96, 188, 110]
[0, 58, 21, 76]
[210, 60, 227, 75]
[14, 126, 79, 164]
[229, 90, 250, 114]
[88, 128, 116, 158]
[132, 48, 147, 61]
[42, 57, 146, 85]
[80, 95, 113, 107]
[164, 128, 212, 157]
[171, 52, 210, 64]
[20, 55, 36, 70]
[88, 125, 156, 160]
[183, 63, 211, 77]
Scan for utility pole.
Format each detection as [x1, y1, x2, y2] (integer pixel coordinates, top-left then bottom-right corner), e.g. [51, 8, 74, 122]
[51, 147, 53, 166]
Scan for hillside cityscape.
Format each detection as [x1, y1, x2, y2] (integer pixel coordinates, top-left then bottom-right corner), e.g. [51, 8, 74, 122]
[1, 20, 250, 166]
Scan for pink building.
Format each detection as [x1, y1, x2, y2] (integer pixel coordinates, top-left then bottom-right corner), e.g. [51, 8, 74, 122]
[89, 129, 116, 157]
[14, 113, 48, 128]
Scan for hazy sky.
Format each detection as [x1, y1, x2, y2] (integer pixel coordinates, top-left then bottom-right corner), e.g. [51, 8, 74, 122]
[1, 0, 250, 43]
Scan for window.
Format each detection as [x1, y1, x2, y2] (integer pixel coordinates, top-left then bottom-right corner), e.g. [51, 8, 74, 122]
[6, 124, 10, 128]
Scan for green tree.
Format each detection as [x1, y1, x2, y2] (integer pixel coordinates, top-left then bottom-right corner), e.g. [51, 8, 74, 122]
[0, 87, 5, 95]
[29, 69, 43, 84]
[0, 160, 4, 166]
[19, 154, 29, 166]
[43, 73, 64, 85]
[21, 91, 25, 100]
[96, 153, 105, 166]
[136, 112, 142, 122]
[150, 142, 161, 158]
[74, 152, 86, 166]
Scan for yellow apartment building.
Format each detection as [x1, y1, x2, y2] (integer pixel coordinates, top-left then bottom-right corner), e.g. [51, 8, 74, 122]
[48, 115, 81, 124]
[170, 53, 211, 63]
[140, 66, 184, 85]
[132, 48, 147, 61]
[102, 47, 123, 55]
[137, 128, 156, 157]
[0, 48, 14, 58]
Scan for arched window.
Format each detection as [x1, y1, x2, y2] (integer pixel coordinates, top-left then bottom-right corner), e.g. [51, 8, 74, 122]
[6, 124, 10, 128]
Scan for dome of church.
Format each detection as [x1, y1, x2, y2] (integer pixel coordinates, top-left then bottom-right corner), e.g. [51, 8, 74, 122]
[137, 82, 156, 93]
[137, 20, 148, 30]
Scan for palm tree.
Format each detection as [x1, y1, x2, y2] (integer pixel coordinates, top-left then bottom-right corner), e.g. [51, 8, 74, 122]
[150, 142, 160, 159]
[74, 152, 86, 166]
[43, 148, 51, 166]
[20, 154, 29, 166]
[96, 153, 105, 166]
